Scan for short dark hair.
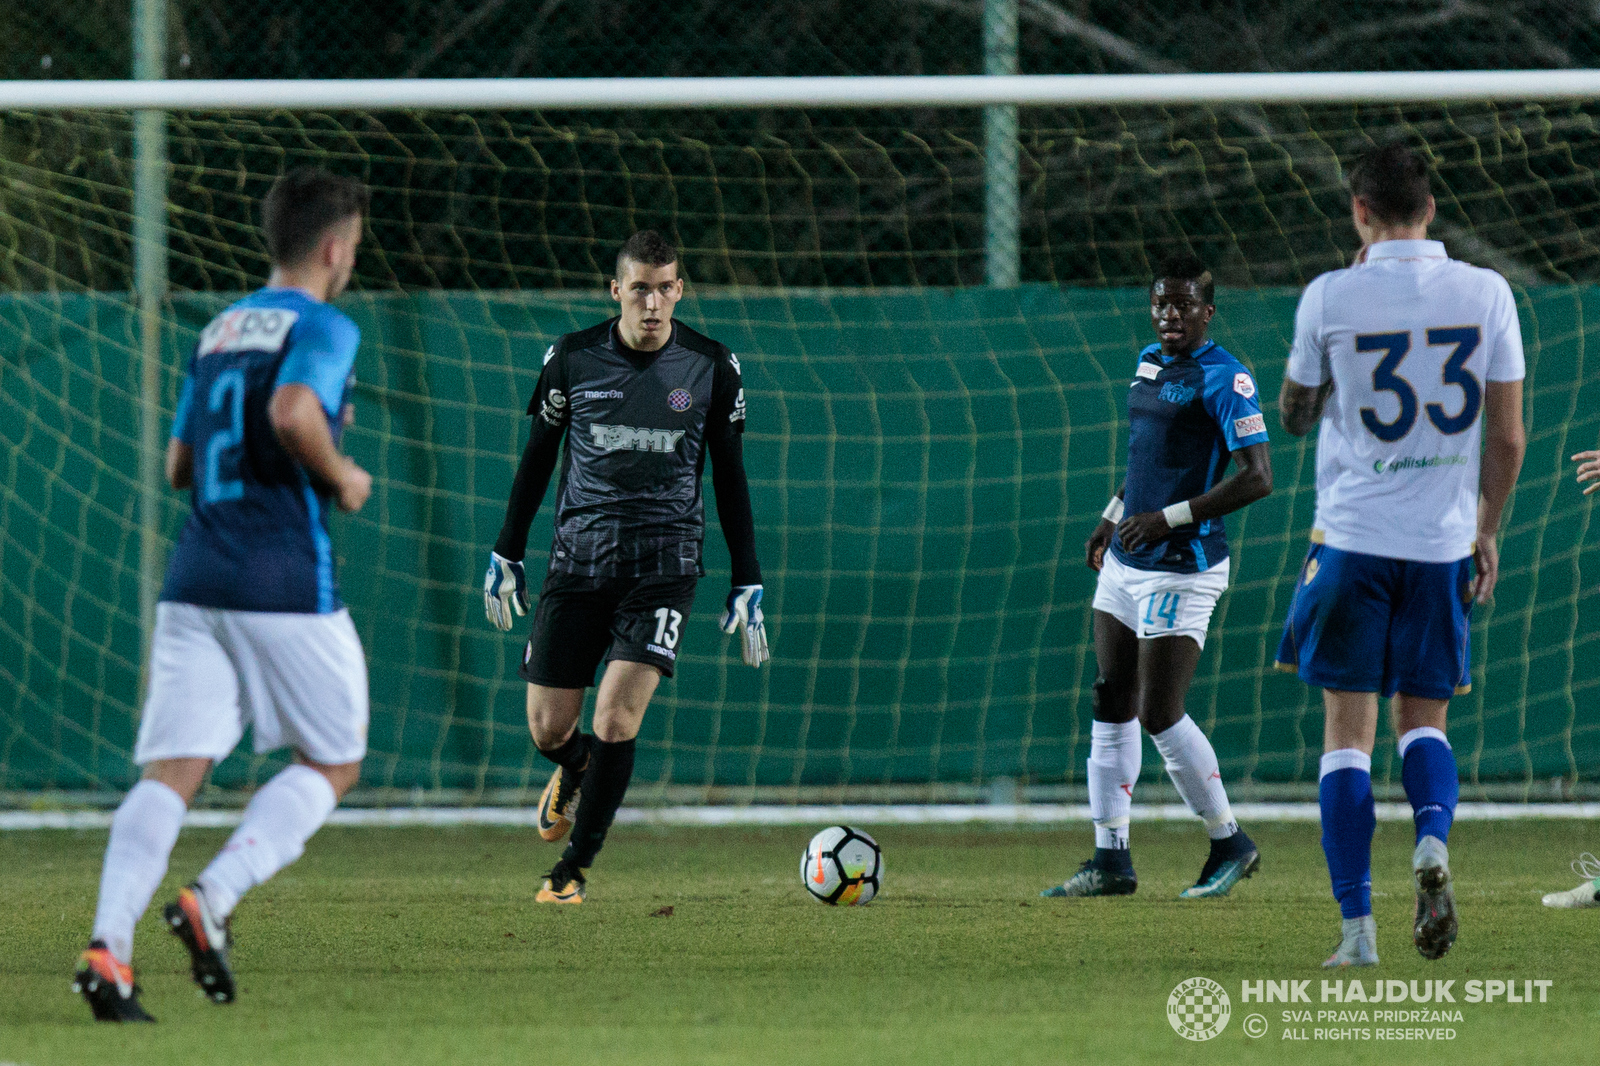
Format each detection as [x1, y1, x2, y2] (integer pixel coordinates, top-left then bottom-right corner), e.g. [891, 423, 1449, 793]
[261, 167, 369, 267]
[1348, 143, 1432, 226]
[1152, 253, 1214, 305]
[615, 229, 678, 278]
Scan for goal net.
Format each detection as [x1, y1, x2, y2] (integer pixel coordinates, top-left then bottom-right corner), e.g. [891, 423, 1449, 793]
[2, 94, 1598, 805]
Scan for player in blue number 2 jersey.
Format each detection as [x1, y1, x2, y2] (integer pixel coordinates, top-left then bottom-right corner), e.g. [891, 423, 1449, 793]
[1277, 144, 1526, 967]
[74, 169, 373, 1022]
[1043, 256, 1273, 901]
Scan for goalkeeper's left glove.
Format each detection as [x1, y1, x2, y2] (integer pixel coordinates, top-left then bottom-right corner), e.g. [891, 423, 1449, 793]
[483, 551, 530, 631]
[719, 584, 770, 667]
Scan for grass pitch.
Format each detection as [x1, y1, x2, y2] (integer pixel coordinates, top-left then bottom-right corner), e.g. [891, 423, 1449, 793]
[1, 819, 1595, 1065]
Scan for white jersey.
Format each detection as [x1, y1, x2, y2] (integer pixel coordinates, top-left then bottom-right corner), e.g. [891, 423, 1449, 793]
[1285, 239, 1525, 563]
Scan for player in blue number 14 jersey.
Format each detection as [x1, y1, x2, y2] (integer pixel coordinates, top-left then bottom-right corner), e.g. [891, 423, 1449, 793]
[1042, 255, 1273, 901]
[74, 169, 374, 1022]
[1277, 144, 1526, 966]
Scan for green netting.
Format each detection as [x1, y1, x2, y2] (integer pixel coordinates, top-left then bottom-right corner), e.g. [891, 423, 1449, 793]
[2, 96, 1599, 799]
[4, 283, 1599, 797]
[6, 102, 1600, 296]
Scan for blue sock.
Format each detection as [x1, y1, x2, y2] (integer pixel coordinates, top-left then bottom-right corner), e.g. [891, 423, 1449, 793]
[1400, 729, 1458, 845]
[1319, 750, 1375, 919]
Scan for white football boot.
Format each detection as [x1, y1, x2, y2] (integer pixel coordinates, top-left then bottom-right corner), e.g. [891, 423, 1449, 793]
[1322, 914, 1379, 968]
[1543, 853, 1600, 909]
[1412, 835, 1458, 960]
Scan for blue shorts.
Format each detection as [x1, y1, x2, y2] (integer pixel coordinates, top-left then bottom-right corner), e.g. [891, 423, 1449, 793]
[1275, 543, 1473, 700]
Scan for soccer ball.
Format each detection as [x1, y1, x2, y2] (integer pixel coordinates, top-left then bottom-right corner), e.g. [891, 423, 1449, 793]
[800, 825, 882, 905]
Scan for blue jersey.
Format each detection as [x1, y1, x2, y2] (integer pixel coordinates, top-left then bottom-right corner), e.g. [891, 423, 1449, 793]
[161, 288, 360, 613]
[1111, 340, 1270, 574]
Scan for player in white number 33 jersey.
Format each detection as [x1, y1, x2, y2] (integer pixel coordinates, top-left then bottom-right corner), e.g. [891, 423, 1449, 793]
[1277, 144, 1527, 968]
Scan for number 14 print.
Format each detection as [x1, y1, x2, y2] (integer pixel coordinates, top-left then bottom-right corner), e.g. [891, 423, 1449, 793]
[1144, 591, 1180, 630]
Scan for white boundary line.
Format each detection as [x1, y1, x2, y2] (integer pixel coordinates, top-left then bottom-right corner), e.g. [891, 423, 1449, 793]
[3, 802, 1598, 830]
[1, 71, 1599, 111]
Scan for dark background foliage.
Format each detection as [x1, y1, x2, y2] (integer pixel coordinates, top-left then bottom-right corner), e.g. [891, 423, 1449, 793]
[4, 1, 1600, 291]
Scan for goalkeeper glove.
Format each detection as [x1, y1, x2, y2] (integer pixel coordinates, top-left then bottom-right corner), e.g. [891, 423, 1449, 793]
[719, 585, 770, 667]
[483, 551, 529, 631]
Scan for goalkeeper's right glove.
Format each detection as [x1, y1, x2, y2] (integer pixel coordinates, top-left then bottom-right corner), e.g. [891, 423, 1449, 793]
[719, 585, 770, 667]
[483, 551, 529, 631]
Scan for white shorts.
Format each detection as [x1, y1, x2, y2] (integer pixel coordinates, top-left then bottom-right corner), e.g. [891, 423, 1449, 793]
[1092, 552, 1231, 648]
[134, 602, 369, 767]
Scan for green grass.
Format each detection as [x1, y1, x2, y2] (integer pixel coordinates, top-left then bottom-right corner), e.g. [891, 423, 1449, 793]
[1, 820, 1595, 1065]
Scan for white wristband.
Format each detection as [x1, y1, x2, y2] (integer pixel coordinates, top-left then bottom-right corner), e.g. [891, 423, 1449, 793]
[1102, 497, 1124, 523]
[1162, 500, 1193, 527]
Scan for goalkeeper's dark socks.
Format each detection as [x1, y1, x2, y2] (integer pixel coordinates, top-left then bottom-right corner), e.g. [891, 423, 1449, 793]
[1399, 728, 1458, 845]
[538, 731, 592, 774]
[547, 857, 585, 890]
[1093, 846, 1134, 875]
[562, 737, 637, 868]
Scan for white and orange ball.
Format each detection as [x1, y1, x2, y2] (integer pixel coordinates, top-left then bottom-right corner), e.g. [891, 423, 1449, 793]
[800, 826, 882, 906]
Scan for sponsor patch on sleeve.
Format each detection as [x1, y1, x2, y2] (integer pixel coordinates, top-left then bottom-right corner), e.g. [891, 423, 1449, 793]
[1233, 413, 1267, 438]
[1233, 372, 1256, 398]
[539, 388, 568, 425]
[1136, 362, 1160, 380]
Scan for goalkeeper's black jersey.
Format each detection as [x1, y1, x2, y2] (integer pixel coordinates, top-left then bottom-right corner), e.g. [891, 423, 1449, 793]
[516, 318, 747, 578]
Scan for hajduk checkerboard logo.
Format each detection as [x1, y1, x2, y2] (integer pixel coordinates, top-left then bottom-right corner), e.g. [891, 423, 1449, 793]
[1168, 977, 1231, 1041]
[668, 388, 693, 412]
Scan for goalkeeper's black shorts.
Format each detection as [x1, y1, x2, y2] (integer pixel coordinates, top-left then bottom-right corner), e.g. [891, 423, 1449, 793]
[519, 571, 699, 688]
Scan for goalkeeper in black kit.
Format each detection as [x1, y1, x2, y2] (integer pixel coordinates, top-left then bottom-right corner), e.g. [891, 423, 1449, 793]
[482, 230, 769, 903]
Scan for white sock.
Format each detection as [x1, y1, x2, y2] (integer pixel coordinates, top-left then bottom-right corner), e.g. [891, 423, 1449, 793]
[197, 764, 337, 919]
[1151, 715, 1239, 840]
[92, 779, 187, 964]
[1087, 720, 1141, 850]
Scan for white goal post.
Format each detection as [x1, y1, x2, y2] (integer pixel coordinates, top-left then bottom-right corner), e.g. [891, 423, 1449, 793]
[2, 70, 1600, 110]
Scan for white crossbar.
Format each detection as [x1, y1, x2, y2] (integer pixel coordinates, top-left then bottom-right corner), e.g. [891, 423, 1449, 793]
[1, 71, 1599, 112]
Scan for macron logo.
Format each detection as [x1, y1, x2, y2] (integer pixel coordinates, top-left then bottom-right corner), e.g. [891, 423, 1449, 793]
[591, 424, 685, 454]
